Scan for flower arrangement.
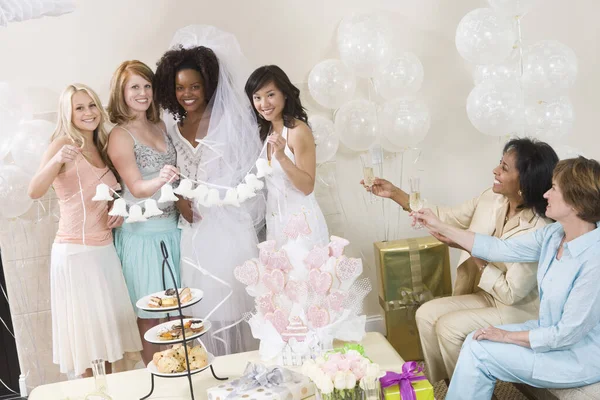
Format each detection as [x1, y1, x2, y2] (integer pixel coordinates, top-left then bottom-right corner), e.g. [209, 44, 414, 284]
[301, 346, 381, 400]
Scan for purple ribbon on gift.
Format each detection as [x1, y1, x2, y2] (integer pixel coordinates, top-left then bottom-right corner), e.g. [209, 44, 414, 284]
[380, 362, 426, 400]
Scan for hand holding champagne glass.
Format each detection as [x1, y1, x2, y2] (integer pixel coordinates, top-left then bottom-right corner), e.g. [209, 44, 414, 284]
[409, 177, 424, 229]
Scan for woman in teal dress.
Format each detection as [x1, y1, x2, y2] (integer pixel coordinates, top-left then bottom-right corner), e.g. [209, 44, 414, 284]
[107, 60, 181, 365]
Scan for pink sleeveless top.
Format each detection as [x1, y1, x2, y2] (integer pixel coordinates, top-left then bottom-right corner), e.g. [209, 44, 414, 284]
[53, 155, 120, 246]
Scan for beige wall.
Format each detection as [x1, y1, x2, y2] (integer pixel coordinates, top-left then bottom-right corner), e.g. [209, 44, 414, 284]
[1, 0, 598, 388]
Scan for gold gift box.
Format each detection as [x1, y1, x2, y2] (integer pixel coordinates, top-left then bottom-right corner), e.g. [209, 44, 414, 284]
[374, 237, 452, 361]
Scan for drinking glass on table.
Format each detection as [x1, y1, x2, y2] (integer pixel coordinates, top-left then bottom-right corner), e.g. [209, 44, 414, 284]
[84, 359, 112, 400]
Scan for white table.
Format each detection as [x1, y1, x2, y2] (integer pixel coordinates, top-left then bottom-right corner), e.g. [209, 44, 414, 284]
[29, 332, 405, 400]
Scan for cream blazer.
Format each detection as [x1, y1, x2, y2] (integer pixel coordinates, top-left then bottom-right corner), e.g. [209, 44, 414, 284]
[434, 188, 549, 324]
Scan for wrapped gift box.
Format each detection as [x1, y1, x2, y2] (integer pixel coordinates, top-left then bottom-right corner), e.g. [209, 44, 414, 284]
[382, 377, 434, 400]
[374, 237, 452, 361]
[207, 364, 315, 400]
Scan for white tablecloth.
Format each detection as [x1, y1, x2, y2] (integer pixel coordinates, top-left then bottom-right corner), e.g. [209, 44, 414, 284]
[29, 332, 405, 400]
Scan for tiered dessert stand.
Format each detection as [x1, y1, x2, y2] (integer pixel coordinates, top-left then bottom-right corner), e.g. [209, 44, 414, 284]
[137, 241, 227, 400]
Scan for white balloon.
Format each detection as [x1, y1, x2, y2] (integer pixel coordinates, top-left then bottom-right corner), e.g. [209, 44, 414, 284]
[466, 81, 524, 137]
[524, 95, 574, 141]
[0, 82, 28, 161]
[308, 115, 335, 145]
[522, 40, 578, 90]
[373, 53, 424, 100]
[487, 0, 539, 17]
[455, 8, 515, 64]
[337, 13, 392, 78]
[0, 165, 33, 219]
[379, 98, 431, 148]
[315, 135, 339, 164]
[474, 49, 520, 85]
[334, 99, 378, 152]
[308, 59, 356, 109]
[10, 120, 56, 175]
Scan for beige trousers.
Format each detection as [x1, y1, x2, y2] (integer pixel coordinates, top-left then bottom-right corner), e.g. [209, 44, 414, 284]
[415, 292, 504, 383]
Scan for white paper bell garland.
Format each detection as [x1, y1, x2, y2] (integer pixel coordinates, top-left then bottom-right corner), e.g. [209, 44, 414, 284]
[143, 199, 163, 218]
[92, 157, 272, 223]
[191, 184, 209, 203]
[173, 179, 195, 198]
[91, 183, 113, 201]
[222, 188, 240, 207]
[158, 184, 179, 203]
[125, 204, 147, 223]
[108, 198, 128, 217]
[245, 173, 264, 191]
[204, 188, 221, 207]
[256, 158, 273, 178]
[236, 183, 255, 202]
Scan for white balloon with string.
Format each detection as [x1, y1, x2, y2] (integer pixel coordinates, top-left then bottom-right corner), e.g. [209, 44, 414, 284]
[337, 13, 392, 78]
[308, 115, 335, 146]
[524, 95, 574, 142]
[335, 99, 378, 152]
[466, 81, 524, 137]
[308, 59, 356, 109]
[474, 48, 521, 85]
[0, 82, 30, 162]
[379, 97, 431, 149]
[522, 40, 578, 91]
[455, 8, 515, 64]
[0, 165, 33, 219]
[373, 53, 424, 100]
[10, 120, 55, 175]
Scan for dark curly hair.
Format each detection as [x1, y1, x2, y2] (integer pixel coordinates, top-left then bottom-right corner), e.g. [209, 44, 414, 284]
[244, 65, 308, 142]
[503, 137, 559, 217]
[153, 45, 219, 124]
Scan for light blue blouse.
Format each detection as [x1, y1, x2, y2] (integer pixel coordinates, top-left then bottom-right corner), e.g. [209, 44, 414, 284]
[473, 222, 600, 383]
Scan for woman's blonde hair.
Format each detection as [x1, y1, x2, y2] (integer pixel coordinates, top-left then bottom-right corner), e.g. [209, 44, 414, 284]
[51, 84, 115, 176]
[107, 60, 160, 125]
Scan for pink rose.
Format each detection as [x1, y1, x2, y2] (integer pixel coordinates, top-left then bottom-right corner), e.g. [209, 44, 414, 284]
[338, 358, 351, 371]
[322, 360, 339, 375]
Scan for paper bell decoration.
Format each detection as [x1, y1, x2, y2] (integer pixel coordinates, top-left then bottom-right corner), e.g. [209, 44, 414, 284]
[222, 188, 240, 207]
[245, 173, 264, 191]
[256, 159, 273, 178]
[92, 183, 113, 201]
[191, 184, 209, 204]
[158, 184, 179, 203]
[204, 189, 221, 207]
[236, 183, 256, 202]
[173, 179, 195, 198]
[143, 199, 163, 218]
[125, 204, 147, 223]
[108, 198, 129, 217]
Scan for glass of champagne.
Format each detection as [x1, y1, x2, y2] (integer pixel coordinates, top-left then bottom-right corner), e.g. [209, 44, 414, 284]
[361, 147, 382, 203]
[409, 177, 424, 229]
[85, 359, 112, 400]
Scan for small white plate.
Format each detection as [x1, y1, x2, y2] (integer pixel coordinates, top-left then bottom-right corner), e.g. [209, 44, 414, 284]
[136, 288, 203, 312]
[147, 352, 215, 377]
[144, 319, 212, 345]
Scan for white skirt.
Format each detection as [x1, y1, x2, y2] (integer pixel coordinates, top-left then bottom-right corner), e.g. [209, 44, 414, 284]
[51, 243, 143, 376]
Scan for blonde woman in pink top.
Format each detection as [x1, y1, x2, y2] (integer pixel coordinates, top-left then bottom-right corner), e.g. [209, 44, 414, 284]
[28, 84, 142, 377]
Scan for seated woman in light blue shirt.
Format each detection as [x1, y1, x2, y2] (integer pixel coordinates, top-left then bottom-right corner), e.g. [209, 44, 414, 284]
[414, 156, 600, 400]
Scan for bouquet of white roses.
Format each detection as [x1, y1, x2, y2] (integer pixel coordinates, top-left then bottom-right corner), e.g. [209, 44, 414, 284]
[301, 346, 381, 400]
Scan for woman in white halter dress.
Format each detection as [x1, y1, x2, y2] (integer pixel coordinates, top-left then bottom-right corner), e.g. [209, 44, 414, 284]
[245, 65, 329, 247]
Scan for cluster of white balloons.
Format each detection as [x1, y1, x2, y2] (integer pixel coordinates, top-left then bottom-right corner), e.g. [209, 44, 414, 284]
[0, 82, 57, 219]
[457, 0, 578, 144]
[307, 12, 430, 161]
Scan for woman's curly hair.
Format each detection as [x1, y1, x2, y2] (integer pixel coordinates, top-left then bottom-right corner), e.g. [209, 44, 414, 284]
[153, 45, 220, 124]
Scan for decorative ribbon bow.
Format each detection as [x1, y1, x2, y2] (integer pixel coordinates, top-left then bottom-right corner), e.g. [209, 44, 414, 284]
[226, 363, 296, 399]
[379, 362, 426, 400]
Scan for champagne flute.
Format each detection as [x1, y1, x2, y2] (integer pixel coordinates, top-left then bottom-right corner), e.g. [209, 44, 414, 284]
[361, 146, 383, 203]
[409, 177, 424, 229]
[85, 359, 112, 400]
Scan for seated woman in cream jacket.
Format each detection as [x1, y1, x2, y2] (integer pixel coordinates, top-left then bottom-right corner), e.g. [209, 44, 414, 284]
[363, 138, 558, 384]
